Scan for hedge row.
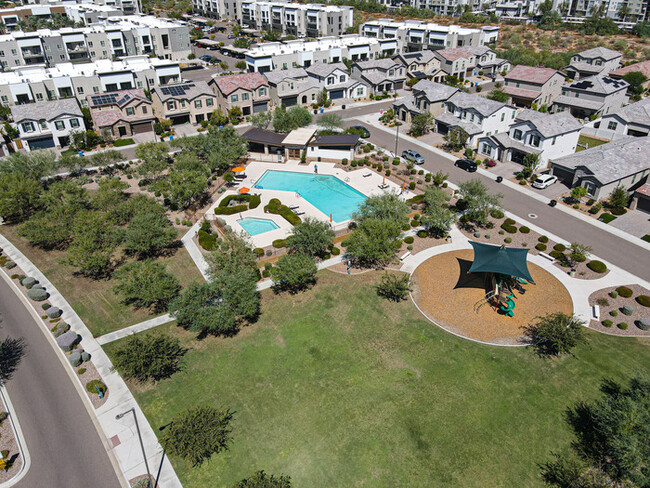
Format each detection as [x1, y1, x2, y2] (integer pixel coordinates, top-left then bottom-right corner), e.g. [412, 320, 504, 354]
[214, 194, 261, 215]
[265, 198, 301, 226]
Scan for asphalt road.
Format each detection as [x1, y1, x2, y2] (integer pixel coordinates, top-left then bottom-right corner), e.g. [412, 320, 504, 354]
[0, 279, 121, 488]
[338, 109, 650, 280]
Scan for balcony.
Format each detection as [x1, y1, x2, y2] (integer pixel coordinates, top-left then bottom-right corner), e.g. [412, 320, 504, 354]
[21, 48, 43, 58]
[66, 43, 88, 53]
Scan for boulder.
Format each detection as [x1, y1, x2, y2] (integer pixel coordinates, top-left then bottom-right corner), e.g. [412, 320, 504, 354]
[80, 351, 91, 363]
[56, 331, 78, 352]
[68, 351, 82, 367]
[31, 284, 44, 290]
[637, 318, 650, 331]
[27, 288, 49, 302]
[46, 307, 61, 318]
[22, 277, 37, 289]
[621, 305, 634, 316]
[53, 322, 70, 338]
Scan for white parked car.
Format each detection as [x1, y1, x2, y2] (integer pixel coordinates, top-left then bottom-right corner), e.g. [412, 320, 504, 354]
[532, 174, 558, 189]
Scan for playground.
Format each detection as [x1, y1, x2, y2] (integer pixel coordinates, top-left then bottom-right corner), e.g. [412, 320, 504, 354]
[410, 247, 574, 345]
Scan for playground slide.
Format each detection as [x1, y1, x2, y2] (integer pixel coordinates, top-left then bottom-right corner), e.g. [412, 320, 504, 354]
[500, 297, 516, 317]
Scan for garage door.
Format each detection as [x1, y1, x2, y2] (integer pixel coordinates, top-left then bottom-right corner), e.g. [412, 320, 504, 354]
[637, 195, 650, 214]
[330, 89, 344, 100]
[28, 136, 55, 150]
[551, 165, 575, 185]
[253, 101, 267, 113]
[132, 121, 152, 134]
[281, 96, 297, 107]
[170, 114, 191, 125]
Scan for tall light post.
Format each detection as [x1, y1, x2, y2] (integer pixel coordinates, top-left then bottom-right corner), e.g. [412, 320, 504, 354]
[394, 116, 400, 157]
[116, 408, 152, 486]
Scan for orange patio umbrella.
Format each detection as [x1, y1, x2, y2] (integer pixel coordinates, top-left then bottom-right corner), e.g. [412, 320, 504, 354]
[232, 166, 246, 173]
[382, 176, 385, 185]
[330, 213, 333, 222]
[239, 187, 250, 194]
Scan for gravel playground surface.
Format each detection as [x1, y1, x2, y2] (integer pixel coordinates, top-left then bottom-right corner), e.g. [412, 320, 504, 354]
[411, 249, 574, 345]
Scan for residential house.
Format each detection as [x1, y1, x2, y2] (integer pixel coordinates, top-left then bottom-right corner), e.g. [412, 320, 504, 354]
[477, 109, 582, 165]
[552, 75, 628, 119]
[264, 68, 322, 107]
[209, 72, 270, 116]
[350, 58, 406, 94]
[585, 98, 650, 140]
[86, 89, 155, 138]
[503, 65, 564, 108]
[10, 98, 85, 151]
[564, 47, 622, 80]
[393, 80, 457, 122]
[151, 81, 216, 125]
[434, 91, 517, 148]
[609, 59, 650, 90]
[305, 62, 368, 100]
[631, 183, 650, 213]
[393, 51, 445, 83]
[434, 46, 510, 80]
[550, 136, 649, 200]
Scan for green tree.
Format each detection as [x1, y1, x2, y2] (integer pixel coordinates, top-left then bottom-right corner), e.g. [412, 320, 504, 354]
[123, 212, 177, 258]
[135, 141, 170, 177]
[286, 217, 334, 257]
[70, 130, 101, 151]
[271, 254, 318, 292]
[206, 233, 258, 279]
[410, 112, 434, 137]
[443, 127, 469, 151]
[66, 211, 118, 277]
[568, 242, 592, 265]
[632, 21, 650, 37]
[487, 89, 510, 103]
[523, 312, 586, 356]
[0, 173, 42, 222]
[152, 169, 209, 209]
[111, 332, 186, 382]
[457, 179, 502, 225]
[376, 273, 412, 301]
[210, 109, 229, 127]
[570, 185, 588, 202]
[273, 105, 313, 133]
[608, 185, 629, 210]
[0, 150, 58, 179]
[317, 88, 329, 107]
[235, 60, 247, 70]
[345, 218, 404, 266]
[250, 111, 273, 129]
[234, 471, 292, 488]
[3, 122, 18, 140]
[262, 29, 281, 42]
[0, 337, 26, 385]
[233, 38, 250, 49]
[354, 193, 410, 228]
[622, 71, 648, 97]
[229, 106, 243, 123]
[317, 113, 344, 131]
[539, 0, 553, 13]
[113, 260, 181, 311]
[161, 406, 234, 466]
[420, 186, 456, 237]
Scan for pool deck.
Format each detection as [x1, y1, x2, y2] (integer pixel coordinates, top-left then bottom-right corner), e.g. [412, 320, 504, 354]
[214, 160, 415, 248]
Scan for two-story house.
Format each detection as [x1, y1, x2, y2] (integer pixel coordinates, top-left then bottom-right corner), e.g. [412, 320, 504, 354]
[350, 58, 406, 95]
[435, 91, 517, 148]
[564, 47, 622, 80]
[209, 72, 270, 116]
[587, 98, 650, 140]
[503, 65, 564, 108]
[10, 98, 85, 151]
[151, 81, 217, 125]
[393, 80, 458, 122]
[393, 51, 445, 83]
[552, 75, 629, 119]
[434, 46, 510, 80]
[609, 60, 650, 90]
[305, 62, 368, 100]
[264, 67, 321, 107]
[86, 89, 155, 138]
[477, 109, 582, 165]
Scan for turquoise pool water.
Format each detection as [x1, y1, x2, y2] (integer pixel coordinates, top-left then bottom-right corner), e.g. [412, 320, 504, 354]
[254, 170, 367, 222]
[238, 217, 280, 236]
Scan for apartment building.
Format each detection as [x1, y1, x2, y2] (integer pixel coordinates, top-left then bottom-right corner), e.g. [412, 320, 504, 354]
[351, 58, 406, 94]
[359, 20, 499, 52]
[240, 2, 353, 38]
[21, 1, 140, 15]
[209, 72, 270, 116]
[503, 65, 564, 108]
[477, 110, 582, 165]
[151, 81, 217, 125]
[0, 3, 132, 31]
[87, 88, 154, 137]
[0, 56, 181, 106]
[244, 35, 400, 73]
[564, 47, 622, 80]
[0, 16, 190, 68]
[553, 75, 628, 119]
[10, 97, 85, 151]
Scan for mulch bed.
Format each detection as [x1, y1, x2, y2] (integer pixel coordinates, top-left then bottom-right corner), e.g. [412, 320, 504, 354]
[411, 249, 574, 345]
[588, 284, 650, 337]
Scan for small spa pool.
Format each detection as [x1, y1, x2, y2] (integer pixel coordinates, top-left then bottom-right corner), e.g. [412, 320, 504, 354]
[237, 217, 280, 236]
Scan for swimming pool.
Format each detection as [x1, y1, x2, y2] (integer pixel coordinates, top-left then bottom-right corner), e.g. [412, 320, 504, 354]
[254, 170, 366, 222]
[238, 217, 280, 236]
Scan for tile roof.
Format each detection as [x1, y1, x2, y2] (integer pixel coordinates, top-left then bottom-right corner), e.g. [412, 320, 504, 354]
[354, 58, 401, 70]
[211, 72, 268, 96]
[610, 60, 650, 79]
[393, 93, 418, 112]
[305, 62, 348, 78]
[502, 85, 541, 100]
[564, 75, 628, 95]
[434, 47, 476, 62]
[153, 81, 214, 103]
[10, 98, 81, 123]
[553, 95, 605, 111]
[263, 67, 308, 85]
[552, 136, 650, 185]
[92, 108, 153, 128]
[435, 112, 482, 135]
[412, 80, 458, 102]
[604, 98, 650, 126]
[515, 109, 583, 138]
[576, 47, 621, 61]
[447, 91, 506, 116]
[634, 183, 650, 197]
[505, 65, 560, 84]
[489, 132, 541, 155]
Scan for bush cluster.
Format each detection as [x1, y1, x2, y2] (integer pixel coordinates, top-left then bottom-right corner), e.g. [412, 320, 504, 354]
[490, 209, 505, 219]
[616, 286, 633, 298]
[214, 194, 261, 215]
[272, 239, 286, 248]
[500, 218, 517, 234]
[636, 295, 650, 307]
[265, 199, 301, 225]
[538, 235, 549, 243]
[86, 380, 107, 395]
[535, 243, 547, 251]
[519, 226, 530, 234]
[553, 243, 566, 252]
[587, 260, 607, 273]
[198, 230, 218, 251]
[549, 250, 564, 260]
[602, 319, 613, 327]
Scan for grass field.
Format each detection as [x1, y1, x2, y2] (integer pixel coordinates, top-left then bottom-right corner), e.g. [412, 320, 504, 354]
[577, 135, 608, 152]
[0, 224, 203, 337]
[104, 270, 650, 488]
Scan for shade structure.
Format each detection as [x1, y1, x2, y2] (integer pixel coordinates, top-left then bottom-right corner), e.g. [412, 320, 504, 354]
[232, 166, 246, 173]
[239, 187, 250, 194]
[468, 241, 534, 283]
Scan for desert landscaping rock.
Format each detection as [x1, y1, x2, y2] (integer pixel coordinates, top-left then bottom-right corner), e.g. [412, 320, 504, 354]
[81, 351, 91, 362]
[638, 318, 650, 331]
[22, 276, 36, 288]
[53, 322, 70, 337]
[27, 287, 49, 301]
[68, 351, 82, 367]
[56, 331, 79, 352]
[46, 307, 62, 318]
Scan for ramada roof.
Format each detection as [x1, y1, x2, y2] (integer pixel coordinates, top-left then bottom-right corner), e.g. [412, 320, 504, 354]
[505, 65, 560, 84]
[211, 72, 267, 95]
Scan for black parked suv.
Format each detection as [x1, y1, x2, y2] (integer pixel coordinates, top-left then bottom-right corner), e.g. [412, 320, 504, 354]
[454, 159, 478, 172]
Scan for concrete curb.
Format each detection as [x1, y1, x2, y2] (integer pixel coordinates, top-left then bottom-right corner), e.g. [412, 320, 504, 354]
[0, 386, 30, 488]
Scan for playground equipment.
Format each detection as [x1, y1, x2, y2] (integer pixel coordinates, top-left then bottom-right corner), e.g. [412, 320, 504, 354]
[500, 293, 516, 317]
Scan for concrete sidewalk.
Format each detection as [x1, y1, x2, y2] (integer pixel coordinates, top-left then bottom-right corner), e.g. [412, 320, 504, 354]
[0, 233, 182, 488]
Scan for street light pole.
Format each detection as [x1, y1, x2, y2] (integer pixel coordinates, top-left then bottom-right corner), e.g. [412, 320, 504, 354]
[394, 117, 399, 157]
[116, 408, 152, 486]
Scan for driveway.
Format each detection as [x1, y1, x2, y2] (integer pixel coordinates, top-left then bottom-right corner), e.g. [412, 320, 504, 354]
[608, 209, 650, 237]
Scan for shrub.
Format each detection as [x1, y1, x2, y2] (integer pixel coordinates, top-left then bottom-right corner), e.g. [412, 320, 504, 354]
[523, 312, 586, 356]
[254, 248, 265, 258]
[553, 243, 566, 252]
[538, 235, 549, 243]
[417, 230, 428, 238]
[610, 310, 618, 317]
[41, 303, 51, 310]
[636, 295, 650, 307]
[616, 286, 633, 298]
[27, 288, 48, 301]
[549, 250, 564, 260]
[504, 237, 512, 243]
[411, 219, 419, 228]
[198, 230, 218, 251]
[403, 236, 414, 244]
[407, 245, 414, 250]
[610, 290, 619, 298]
[112, 333, 186, 382]
[402, 223, 411, 231]
[262, 269, 270, 278]
[500, 222, 517, 233]
[486, 222, 494, 229]
[617, 322, 628, 330]
[86, 380, 107, 396]
[4, 261, 16, 269]
[331, 246, 341, 256]
[588, 204, 602, 214]
[610, 207, 627, 216]
[490, 209, 504, 219]
[519, 226, 530, 233]
[596, 298, 609, 307]
[621, 305, 634, 316]
[535, 243, 547, 251]
[602, 320, 613, 327]
[409, 182, 416, 190]
[265, 198, 301, 225]
[376, 273, 412, 302]
[587, 260, 607, 273]
[272, 239, 286, 248]
[214, 204, 247, 215]
[77, 368, 86, 375]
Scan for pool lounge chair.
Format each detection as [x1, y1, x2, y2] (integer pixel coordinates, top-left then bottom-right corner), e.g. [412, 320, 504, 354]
[288, 205, 300, 210]
[378, 184, 389, 189]
[362, 172, 372, 177]
[295, 210, 305, 216]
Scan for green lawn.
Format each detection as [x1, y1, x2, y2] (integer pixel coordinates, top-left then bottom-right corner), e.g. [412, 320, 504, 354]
[0, 224, 203, 337]
[577, 135, 608, 152]
[104, 271, 650, 488]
